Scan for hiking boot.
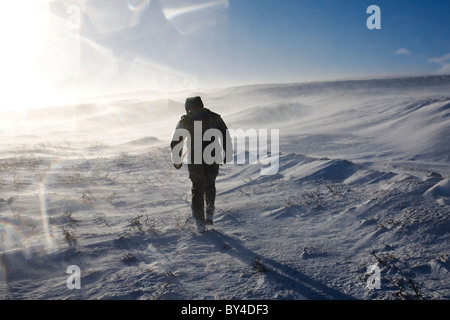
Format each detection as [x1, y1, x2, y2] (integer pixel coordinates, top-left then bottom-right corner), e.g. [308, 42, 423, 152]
[206, 213, 213, 225]
[206, 205, 214, 225]
[195, 219, 206, 233]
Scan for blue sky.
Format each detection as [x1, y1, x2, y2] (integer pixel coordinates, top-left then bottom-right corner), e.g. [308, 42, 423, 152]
[229, 0, 450, 81]
[221, 0, 450, 84]
[1, 0, 450, 108]
[84, 0, 450, 90]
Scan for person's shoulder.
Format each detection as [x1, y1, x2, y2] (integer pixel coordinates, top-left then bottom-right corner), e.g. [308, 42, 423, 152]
[176, 113, 193, 128]
[205, 108, 221, 119]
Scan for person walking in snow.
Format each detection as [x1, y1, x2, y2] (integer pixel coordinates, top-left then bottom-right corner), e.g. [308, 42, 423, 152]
[171, 96, 233, 232]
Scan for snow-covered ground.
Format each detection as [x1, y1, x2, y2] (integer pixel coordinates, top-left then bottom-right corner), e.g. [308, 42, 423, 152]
[1, 75, 449, 300]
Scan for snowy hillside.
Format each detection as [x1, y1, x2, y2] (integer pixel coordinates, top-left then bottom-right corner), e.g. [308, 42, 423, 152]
[1, 75, 449, 301]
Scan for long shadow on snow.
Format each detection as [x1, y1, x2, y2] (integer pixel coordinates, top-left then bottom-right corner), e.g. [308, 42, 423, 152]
[200, 229, 356, 300]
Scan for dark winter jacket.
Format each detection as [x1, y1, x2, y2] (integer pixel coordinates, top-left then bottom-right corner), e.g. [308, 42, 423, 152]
[171, 108, 232, 165]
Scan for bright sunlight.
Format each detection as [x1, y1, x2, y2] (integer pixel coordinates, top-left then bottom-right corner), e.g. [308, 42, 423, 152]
[0, 1, 55, 113]
[0, 1, 86, 113]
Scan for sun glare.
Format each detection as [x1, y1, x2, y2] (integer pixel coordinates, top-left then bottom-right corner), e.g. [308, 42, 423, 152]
[0, 1, 55, 114]
[0, 0, 229, 115]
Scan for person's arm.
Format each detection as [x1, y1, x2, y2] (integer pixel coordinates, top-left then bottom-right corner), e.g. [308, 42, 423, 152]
[217, 116, 233, 164]
[171, 116, 189, 169]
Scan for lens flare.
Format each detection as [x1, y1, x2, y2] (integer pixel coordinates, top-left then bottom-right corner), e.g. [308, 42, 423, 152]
[0, 158, 65, 263]
[38, 181, 57, 255]
[162, 0, 229, 34]
[163, 0, 228, 20]
[126, 0, 151, 25]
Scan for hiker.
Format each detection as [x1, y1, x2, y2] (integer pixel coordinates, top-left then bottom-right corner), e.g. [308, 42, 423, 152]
[170, 96, 233, 232]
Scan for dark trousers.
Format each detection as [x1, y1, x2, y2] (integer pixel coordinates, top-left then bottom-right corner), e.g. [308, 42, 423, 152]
[188, 164, 219, 222]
